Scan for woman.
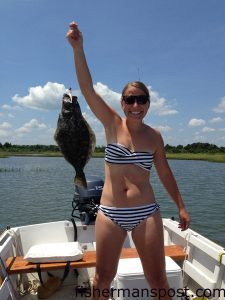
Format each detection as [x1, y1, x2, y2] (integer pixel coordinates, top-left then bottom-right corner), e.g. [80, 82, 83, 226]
[67, 21, 190, 300]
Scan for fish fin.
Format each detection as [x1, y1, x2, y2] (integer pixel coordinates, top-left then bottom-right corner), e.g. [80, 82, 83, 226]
[74, 172, 87, 189]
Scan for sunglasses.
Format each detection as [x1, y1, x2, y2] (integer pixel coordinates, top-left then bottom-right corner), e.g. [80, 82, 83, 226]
[122, 95, 150, 105]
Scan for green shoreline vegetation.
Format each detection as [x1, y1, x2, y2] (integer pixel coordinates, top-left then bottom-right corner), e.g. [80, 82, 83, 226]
[0, 142, 225, 163]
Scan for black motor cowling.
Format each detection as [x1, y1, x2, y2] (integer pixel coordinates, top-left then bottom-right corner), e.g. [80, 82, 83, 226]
[71, 176, 103, 225]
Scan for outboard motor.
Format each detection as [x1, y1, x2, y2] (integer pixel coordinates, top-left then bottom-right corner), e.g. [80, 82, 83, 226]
[71, 176, 104, 225]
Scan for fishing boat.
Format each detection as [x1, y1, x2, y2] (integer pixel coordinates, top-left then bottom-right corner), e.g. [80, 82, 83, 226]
[0, 176, 225, 300]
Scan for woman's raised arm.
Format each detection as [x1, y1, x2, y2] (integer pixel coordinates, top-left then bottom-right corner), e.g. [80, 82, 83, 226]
[67, 22, 119, 127]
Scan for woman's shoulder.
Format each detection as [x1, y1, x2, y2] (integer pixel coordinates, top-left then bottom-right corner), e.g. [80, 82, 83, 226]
[145, 124, 162, 139]
[145, 125, 164, 152]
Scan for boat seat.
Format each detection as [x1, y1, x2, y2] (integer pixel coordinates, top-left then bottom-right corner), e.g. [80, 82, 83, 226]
[5, 245, 187, 275]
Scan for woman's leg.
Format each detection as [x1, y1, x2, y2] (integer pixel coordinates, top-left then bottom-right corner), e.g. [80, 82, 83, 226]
[131, 210, 171, 300]
[92, 211, 127, 300]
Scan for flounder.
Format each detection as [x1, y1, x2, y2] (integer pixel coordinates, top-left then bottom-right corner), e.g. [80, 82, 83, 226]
[54, 90, 96, 188]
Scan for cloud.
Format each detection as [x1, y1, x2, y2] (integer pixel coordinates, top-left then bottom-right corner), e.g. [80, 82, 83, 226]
[94, 82, 121, 111]
[0, 130, 9, 138]
[188, 118, 206, 126]
[10, 80, 178, 119]
[209, 117, 223, 123]
[148, 88, 178, 116]
[82, 111, 101, 127]
[193, 135, 207, 142]
[15, 119, 47, 135]
[0, 122, 12, 129]
[213, 96, 225, 113]
[0, 122, 12, 138]
[154, 125, 172, 132]
[202, 126, 215, 133]
[0, 111, 15, 118]
[12, 82, 68, 111]
[2, 104, 22, 111]
[82, 111, 105, 145]
[8, 114, 15, 118]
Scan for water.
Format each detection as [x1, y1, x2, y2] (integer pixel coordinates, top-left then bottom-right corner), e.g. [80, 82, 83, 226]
[0, 157, 224, 247]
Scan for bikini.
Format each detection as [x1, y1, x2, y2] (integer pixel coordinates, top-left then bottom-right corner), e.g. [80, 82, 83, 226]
[98, 143, 160, 231]
[99, 203, 160, 231]
[104, 142, 154, 171]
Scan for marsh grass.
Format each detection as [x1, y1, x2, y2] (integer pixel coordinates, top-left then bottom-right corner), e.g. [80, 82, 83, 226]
[0, 167, 21, 172]
[0, 151, 62, 158]
[166, 153, 225, 163]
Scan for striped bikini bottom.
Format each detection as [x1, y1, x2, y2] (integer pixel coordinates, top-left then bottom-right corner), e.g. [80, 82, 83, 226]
[98, 202, 160, 232]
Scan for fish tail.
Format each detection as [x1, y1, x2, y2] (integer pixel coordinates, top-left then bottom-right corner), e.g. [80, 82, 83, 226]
[74, 171, 87, 189]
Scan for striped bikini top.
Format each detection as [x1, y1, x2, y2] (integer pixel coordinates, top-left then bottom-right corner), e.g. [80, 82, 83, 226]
[105, 143, 154, 171]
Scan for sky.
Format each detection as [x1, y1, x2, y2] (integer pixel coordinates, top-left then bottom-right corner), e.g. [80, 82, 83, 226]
[0, 0, 225, 147]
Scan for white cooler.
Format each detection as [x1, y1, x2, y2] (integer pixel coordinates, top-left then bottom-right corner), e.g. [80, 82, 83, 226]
[112, 256, 182, 300]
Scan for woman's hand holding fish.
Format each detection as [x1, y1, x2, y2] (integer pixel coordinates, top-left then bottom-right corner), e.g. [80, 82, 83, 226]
[67, 21, 83, 49]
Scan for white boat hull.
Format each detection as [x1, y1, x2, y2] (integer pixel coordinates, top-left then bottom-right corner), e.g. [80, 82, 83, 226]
[1, 219, 225, 299]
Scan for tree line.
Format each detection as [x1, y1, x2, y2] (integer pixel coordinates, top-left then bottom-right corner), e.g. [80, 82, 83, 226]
[164, 143, 225, 153]
[0, 142, 225, 153]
